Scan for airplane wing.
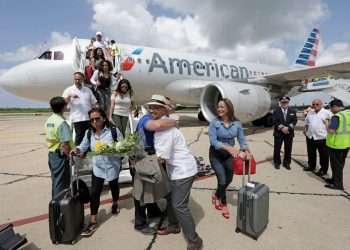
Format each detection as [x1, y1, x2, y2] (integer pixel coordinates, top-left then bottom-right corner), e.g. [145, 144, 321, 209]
[263, 61, 350, 85]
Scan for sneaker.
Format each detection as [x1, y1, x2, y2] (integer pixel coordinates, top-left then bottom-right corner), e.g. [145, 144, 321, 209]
[81, 223, 98, 237]
[187, 236, 203, 250]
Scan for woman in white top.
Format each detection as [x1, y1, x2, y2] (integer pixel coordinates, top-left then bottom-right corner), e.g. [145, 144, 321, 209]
[109, 79, 134, 136]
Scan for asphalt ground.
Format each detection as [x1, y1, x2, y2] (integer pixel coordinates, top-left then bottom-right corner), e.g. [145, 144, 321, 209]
[0, 113, 349, 250]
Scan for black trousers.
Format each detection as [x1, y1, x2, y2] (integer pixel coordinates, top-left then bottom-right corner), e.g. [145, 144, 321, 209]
[90, 173, 120, 215]
[273, 135, 294, 165]
[134, 200, 163, 229]
[73, 121, 90, 146]
[328, 147, 349, 189]
[306, 137, 329, 173]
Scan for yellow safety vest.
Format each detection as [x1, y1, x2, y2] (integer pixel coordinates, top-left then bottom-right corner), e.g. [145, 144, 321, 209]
[326, 110, 350, 149]
[44, 114, 71, 152]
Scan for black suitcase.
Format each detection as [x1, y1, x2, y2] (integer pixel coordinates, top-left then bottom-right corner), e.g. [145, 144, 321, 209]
[0, 224, 27, 250]
[48, 159, 84, 244]
[236, 158, 269, 240]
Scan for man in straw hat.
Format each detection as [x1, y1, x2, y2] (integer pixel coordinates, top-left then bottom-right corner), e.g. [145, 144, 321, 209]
[146, 95, 203, 250]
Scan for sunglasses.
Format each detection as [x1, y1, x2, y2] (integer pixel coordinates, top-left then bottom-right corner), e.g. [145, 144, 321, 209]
[90, 117, 102, 122]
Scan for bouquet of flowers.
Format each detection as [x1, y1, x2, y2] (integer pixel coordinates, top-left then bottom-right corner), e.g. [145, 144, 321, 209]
[87, 133, 144, 157]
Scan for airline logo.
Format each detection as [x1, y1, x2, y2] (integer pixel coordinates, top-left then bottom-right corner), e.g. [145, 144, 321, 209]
[296, 28, 320, 66]
[121, 48, 144, 71]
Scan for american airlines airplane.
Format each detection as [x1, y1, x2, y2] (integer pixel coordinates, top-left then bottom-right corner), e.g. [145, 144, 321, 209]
[1, 28, 350, 124]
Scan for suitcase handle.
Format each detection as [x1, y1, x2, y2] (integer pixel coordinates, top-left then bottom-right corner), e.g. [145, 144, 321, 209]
[241, 156, 252, 187]
[69, 155, 79, 197]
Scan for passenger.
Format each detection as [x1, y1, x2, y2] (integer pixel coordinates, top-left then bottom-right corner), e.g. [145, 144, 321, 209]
[133, 96, 178, 235]
[303, 99, 332, 176]
[84, 57, 96, 87]
[73, 108, 122, 237]
[85, 37, 96, 59]
[110, 40, 121, 70]
[325, 99, 350, 190]
[208, 98, 250, 219]
[93, 47, 105, 67]
[90, 60, 114, 115]
[93, 31, 107, 48]
[45, 96, 73, 198]
[109, 79, 134, 136]
[93, 31, 108, 57]
[62, 72, 97, 145]
[272, 96, 297, 170]
[150, 95, 203, 250]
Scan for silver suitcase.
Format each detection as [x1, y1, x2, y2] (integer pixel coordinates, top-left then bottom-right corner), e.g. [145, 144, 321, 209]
[236, 158, 269, 240]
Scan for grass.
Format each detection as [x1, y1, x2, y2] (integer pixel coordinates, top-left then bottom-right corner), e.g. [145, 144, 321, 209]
[0, 108, 50, 113]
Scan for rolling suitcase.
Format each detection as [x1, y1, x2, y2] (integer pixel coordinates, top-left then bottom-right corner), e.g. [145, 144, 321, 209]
[236, 157, 269, 240]
[48, 157, 84, 244]
[0, 224, 27, 250]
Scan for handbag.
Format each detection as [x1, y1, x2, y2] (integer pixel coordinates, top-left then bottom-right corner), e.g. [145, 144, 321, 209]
[233, 156, 256, 175]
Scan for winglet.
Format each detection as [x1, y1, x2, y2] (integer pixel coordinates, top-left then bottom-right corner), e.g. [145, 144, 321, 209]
[295, 28, 320, 67]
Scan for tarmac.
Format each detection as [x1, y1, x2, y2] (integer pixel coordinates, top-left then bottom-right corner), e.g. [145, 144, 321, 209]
[0, 113, 349, 250]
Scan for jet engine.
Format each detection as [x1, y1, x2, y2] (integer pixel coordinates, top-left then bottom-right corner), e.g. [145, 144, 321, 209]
[200, 82, 271, 123]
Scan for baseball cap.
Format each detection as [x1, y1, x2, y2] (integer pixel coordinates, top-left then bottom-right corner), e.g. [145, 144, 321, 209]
[96, 31, 103, 36]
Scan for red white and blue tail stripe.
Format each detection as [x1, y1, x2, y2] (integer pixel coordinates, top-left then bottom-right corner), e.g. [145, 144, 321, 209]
[295, 28, 320, 67]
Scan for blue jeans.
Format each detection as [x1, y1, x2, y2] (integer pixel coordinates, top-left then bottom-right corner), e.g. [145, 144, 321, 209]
[209, 147, 233, 204]
[48, 152, 70, 198]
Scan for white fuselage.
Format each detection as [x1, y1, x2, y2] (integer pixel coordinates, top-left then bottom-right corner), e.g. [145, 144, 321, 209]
[0, 39, 283, 105]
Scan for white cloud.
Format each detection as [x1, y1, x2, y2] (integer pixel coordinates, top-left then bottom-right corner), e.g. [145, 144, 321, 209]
[0, 32, 72, 63]
[87, 0, 328, 65]
[317, 42, 350, 65]
[0, 69, 7, 76]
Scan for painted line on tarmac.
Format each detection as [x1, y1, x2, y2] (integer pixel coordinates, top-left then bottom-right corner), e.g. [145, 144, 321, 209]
[0, 158, 270, 228]
[0, 172, 50, 185]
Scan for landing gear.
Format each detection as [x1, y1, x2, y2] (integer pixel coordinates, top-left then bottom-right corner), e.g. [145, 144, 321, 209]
[197, 111, 206, 121]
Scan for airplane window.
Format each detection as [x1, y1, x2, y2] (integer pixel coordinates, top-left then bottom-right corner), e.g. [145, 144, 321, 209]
[137, 58, 142, 64]
[38, 51, 52, 60]
[183, 63, 187, 68]
[211, 66, 214, 70]
[146, 59, 150, 64]
[54, 51, 64, 60]
[196, 65, 200, 69]
[249, 70, 252, 75]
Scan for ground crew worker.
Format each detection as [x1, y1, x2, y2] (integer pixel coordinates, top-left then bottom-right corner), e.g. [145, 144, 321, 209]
[325, 99, 350, 190]
[45, 96, 73, 198]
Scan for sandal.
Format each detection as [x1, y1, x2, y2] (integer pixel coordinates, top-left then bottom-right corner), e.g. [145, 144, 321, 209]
[212, 195, 222, 210]
[222, 205, 230, 219]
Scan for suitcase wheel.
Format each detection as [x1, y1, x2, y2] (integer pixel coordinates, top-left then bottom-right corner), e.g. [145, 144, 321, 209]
[235, 228, 241, 233]
[52, 240, 58, 245]
[71, 240, 76, 245]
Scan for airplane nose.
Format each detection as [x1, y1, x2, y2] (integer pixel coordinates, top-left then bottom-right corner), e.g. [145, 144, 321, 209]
[0, 68, 18, 93]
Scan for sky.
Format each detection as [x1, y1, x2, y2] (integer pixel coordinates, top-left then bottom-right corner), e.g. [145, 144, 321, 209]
[0, 0, 349, 107]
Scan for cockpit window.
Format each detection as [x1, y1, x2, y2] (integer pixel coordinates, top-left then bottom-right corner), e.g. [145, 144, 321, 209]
[38, 51, 52, 60]
[54, 51, 64, 60]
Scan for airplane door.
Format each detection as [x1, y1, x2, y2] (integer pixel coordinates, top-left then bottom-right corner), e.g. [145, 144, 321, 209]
[72, 37, 85, 72]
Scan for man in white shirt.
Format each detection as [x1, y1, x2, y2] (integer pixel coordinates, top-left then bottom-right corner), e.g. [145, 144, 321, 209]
[62, 72, 97, 145]
[147, 95, 203, 250]
[93, 31, 109, 59]
[304, 99, 332, 176]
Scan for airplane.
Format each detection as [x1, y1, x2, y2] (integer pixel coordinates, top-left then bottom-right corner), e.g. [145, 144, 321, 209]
[1, 28, 350, 126]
